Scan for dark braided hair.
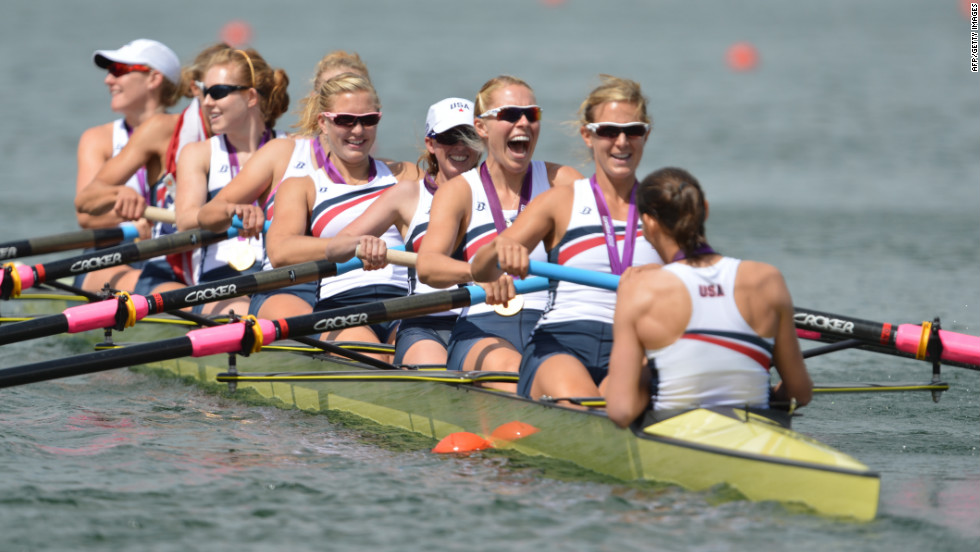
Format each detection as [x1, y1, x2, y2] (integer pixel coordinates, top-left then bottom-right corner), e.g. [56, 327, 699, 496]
[637, 167, 708, 257]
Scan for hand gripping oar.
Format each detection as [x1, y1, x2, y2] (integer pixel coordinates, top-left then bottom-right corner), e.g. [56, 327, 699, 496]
[0, 277, 548, 389]
[0, 248, 414, 346]
[0, 226, 141, 262]
[0, 228, 236, 301]
[523, 260, 980, 370]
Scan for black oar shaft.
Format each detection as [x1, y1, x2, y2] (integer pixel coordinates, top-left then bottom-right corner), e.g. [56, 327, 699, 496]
[0, 228, 128, 261]
[0, 337, 193, 388]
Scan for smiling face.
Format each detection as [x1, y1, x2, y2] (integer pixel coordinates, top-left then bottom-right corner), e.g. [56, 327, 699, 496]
[474, 84, 539, 175]
[105, 68, 153, 115]
[201, 64, 253, 136]
[581, 101, 649, 184]
[317, 91, 380, 165]
[425, 126, 480, 181]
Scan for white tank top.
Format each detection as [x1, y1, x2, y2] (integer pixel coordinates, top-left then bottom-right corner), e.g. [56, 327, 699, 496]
[310, 159, 407, 301]
[405, 179, 459, 317]
[196, 132, 282, 279]
[111, 118, 150, 206]
[646, 257, 774, 411]
[540, 178, 662, 325]
[457, 161, 550, 316]
[257, 137, 316, 272]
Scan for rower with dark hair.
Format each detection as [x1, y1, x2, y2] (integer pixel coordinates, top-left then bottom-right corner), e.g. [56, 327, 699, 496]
[605, 167, 813, 427]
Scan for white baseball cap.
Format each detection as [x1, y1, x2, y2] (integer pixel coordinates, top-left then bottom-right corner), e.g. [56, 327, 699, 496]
[94, 39, 181, 84]
[425, 97, 475, 137]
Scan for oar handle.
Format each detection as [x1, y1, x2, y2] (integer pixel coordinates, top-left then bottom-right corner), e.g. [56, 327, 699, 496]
[230, 215, 271, 233]
[354, 245, 417, 268]
[144, 206, 176, 224]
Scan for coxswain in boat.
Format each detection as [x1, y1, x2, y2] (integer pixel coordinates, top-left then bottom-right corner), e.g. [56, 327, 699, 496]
[197, 51, 380, 320]
[472, 75, 662, 402]
[74, 39, 182, 293]
[264, 73, 419, 359]
[605, 167, 813, 427]
[416, 76, 582, 388]
[74, 43, 228, 295]
[173, 47, 289, 315]
[323, 97, 483, 367]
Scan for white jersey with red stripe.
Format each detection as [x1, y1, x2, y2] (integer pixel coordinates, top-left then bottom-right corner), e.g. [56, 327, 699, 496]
[647, 257, 774, 411]
[405, 179, 458, 316]
[540, 178, 662, 325]
[457, 161, 550, 316]
[310, 159, 407, 301]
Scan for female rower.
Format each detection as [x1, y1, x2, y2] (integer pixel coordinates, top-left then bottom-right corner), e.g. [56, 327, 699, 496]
[323, 97, 483, 366]
[415, 75, 582, 384]
[264, 73, 419, 351]
[174, 48, 289, 315]
[471, 75, 662, 402]
[604, 167, 813, 428]
[75, 43, 227, 295]
[196, 51, 379, 319]
[74, 39, 182, 292]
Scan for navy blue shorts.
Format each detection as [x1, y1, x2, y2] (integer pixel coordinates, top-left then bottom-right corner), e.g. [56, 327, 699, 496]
[247, 280, 318, 317]
[517, 320, 614, 398]
[445, 309, 543, 371]
[393, 315, 456, 365]
[314, 284, 406, 343]
[133, 258, 180, 296]
[200, 263, 260, 283]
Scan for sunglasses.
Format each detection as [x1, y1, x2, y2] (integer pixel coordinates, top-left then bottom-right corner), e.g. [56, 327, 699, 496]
[322, 112, 382, 127]
[431, 127, 474, 146]
[107, 62, 151, 78]
[201, 84, 250, 100]
[585, 122, 650, 139]
[477, 105, 542, 123]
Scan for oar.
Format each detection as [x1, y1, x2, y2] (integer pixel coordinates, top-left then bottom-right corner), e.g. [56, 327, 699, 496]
[523, 260, 980, 370]
[0, 277, 549, 388]
[0, 228, 237, 300]
[0, 249, 415, 347]
[0, 226, 140, 262]
[143, 206, 176, 224]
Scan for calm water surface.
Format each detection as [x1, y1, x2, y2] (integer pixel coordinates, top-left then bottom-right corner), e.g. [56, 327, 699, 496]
[1, 1, 977, 550]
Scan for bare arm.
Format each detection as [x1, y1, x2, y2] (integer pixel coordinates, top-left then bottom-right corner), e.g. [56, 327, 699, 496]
[75, 123, 130, 228]
[754, 264, 813, 407]
[325, 178, 419, 267]
[174, 141, 211, 231]
[605, 268, 655, 428]
[415, 176, 476, 288]
[264, 176, 323, 267]
[197, 137, 294, 234]
[545, 162, 585, 188]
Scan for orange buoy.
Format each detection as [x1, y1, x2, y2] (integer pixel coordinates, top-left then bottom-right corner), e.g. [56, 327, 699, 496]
[220, 20, 253, 48]
[726, 42, 759, 72]
[432, 432, 493, 454]
[489, 421, 539, 443]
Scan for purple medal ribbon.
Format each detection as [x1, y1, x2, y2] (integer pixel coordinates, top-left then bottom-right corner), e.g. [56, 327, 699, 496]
[123, 121, 151, 205]
[478, 162, 533, 234]
[671, 244, 717, 263]
[312, 137, 376, 184]
[588, 175, 638, 275]
[422, 174, 438, 195]
[223, 127, 273, 179]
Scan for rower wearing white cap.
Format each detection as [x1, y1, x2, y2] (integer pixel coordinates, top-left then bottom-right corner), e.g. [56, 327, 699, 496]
[323, 97, 483, 366]
[75, 43, 228, 295]
[74, 38, 182, 292]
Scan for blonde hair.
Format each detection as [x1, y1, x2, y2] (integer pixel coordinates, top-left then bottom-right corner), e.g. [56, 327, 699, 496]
[178, 42, 232, 99]
[311, 50, 370, 91]
[473, 75, 533, 118]
[577, 74, 650, 126]
[204, 47, 290, 128]
[295, 73, 380, 136]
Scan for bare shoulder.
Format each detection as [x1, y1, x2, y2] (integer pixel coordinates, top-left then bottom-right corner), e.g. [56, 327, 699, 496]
[544, 162, 585, 186]
[78, 122, 114, 149]
[382, 158, 423, 181]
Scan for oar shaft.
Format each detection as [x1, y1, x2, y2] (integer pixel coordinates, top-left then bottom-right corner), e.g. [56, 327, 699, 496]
[0, 227, 138, 262]
[0, 278, 548, 389]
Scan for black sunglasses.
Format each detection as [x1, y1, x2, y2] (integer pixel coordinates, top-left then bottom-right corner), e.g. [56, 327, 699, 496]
[322, 112, 383, 127]
[201, 84, 250, 100]
[432, 127, 473, 146]
[477, 105, 542, 124]
[585, 122, 650, 139]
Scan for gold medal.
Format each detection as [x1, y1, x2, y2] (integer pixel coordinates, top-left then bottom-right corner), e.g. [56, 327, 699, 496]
[493, 294, 524, 317]
[226, 240, 256, 272]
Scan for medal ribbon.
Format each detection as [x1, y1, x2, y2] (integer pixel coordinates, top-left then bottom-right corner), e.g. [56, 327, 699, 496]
[671, 244, 717, 262]
[588, 175, 638, 275]
[123, 121, 151, 205]
[478, 162, 532, 234]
